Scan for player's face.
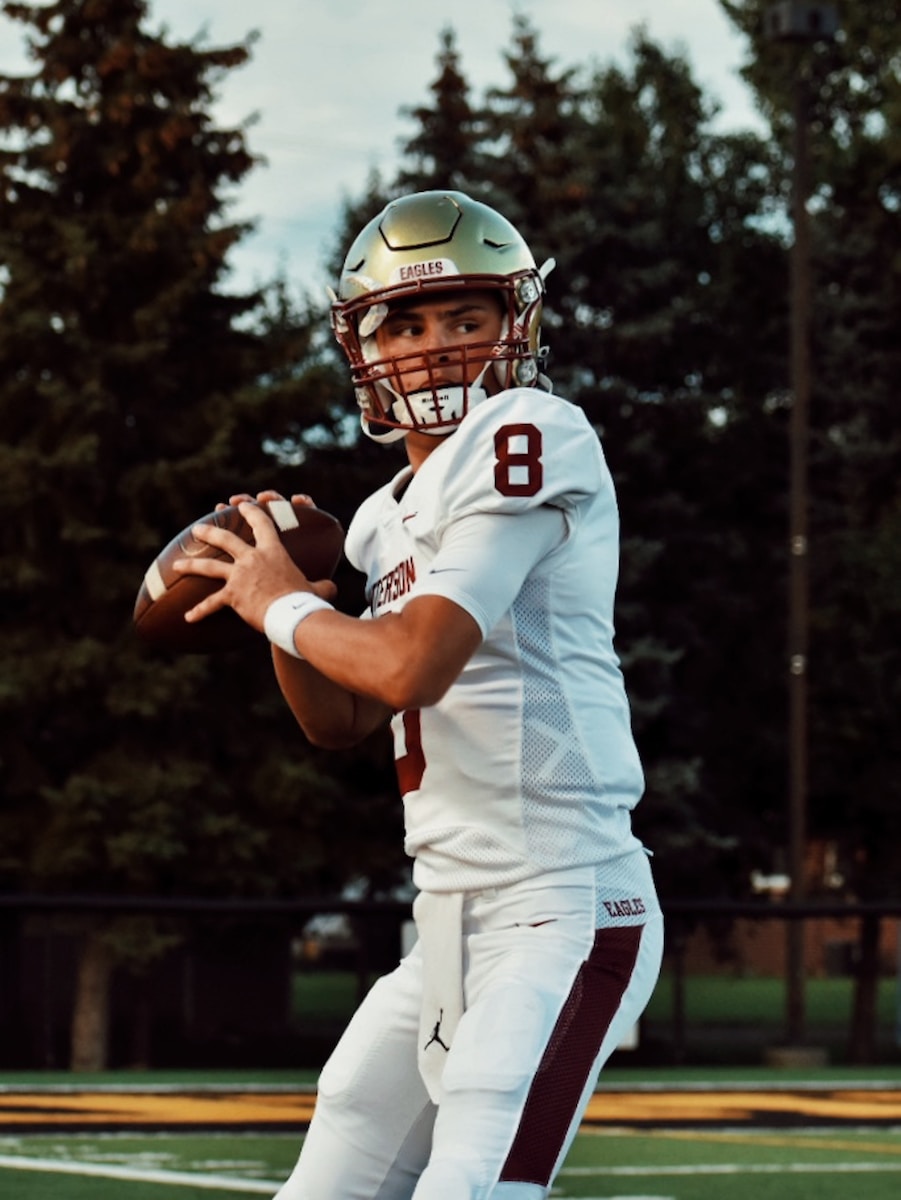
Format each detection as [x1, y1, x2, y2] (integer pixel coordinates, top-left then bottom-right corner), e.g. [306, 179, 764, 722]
[374, 290, 505, 398]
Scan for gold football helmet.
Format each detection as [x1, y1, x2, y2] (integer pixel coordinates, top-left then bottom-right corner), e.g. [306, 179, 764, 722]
[330, 191, 554, 443]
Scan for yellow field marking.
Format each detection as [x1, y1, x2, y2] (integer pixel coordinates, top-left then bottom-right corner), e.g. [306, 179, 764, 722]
[581, 1089, 901, 1125]
[0, 1092, 317, 1127]
[2, 1087, 900, 1130]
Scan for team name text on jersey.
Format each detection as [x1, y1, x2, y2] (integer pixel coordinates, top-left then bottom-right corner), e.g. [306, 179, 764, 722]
[370, 557, 417, 614]
[602, 898, 647, 919]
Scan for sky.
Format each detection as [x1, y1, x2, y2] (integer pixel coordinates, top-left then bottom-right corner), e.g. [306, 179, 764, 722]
[0, 0, 766, 298]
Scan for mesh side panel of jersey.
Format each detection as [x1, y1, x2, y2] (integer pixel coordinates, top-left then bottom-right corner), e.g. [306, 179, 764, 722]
[516, 576, 598, 864]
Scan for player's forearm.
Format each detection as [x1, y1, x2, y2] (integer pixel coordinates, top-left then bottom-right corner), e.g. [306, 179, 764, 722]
[271, 646, 391, 748]
[288, 609, 432, 712]
[287, 597, 481, 714]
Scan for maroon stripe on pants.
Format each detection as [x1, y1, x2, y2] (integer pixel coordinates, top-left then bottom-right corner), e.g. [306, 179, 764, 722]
[499, 924, 642, 1186]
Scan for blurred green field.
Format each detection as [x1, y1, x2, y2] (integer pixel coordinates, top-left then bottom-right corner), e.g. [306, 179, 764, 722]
[291, 968, 899, 1025]
[2, 1127, 900, 1200]
[643, 972, 898, 1025]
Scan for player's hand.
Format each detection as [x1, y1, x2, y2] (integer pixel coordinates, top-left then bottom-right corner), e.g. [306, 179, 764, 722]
[214, 490, 317, 511]
[172, 501, 336, 631]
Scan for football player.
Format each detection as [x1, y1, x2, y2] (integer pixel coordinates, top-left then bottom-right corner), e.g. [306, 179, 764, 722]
[176, 191, 664, 1200]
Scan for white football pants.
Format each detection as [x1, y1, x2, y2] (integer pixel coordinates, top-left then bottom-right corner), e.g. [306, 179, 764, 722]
[272, 861, 663, 1200]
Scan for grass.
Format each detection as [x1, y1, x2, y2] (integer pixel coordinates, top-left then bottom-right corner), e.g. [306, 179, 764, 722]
[644, 972, 898, 1026]
[2, 1127, 901, 1200]
[290, 968, 900, 1026]
[0, 1132, 294, 1197]
[0, 1062, 899, 1088]
[639, 971, 901, 1064]
[2, 975, 896, 1194]
[290, 968, 369, 1025]
[287, 968, 901, 1065]
[0, 972, 895, 1089]
[560, 1127, 901, 1199]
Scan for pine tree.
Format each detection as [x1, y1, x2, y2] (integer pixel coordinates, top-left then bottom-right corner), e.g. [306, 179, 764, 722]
[0, 0, 360, 1068]
[481, 14, 587, 267]
[396, 27, 486, 193]
[717, 0, 901, 893]
[718, 0, 901, 1059]
[566, 33, 790, 897]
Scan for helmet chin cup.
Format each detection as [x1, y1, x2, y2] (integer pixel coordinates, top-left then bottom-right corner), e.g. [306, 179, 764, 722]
[359, 380, 490, 444]
[393, 385, 488, 433]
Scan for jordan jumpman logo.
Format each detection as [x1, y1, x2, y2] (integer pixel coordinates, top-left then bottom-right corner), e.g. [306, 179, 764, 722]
[423, 1008, 450, 1052]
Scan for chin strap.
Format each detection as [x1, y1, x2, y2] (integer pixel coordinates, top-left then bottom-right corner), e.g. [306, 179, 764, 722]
[359, 414, 408, 444]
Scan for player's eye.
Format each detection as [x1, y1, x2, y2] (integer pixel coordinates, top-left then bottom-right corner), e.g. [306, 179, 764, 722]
[384, 318, 423, 340]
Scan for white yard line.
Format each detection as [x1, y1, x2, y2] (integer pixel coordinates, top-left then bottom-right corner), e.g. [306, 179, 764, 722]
[562, 1161, 901, 1176]
[0, 1155, 281, 1192]
[3, 1150, 901, 1192]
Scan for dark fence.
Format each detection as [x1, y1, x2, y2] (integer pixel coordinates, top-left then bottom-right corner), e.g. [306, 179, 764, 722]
[0, 895, 898, 1070]
[658, 899, 901, 1066]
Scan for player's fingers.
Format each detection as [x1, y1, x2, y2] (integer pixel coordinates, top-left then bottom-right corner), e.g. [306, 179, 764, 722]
[254, 489, 286, 503]
[185, 520, 248, 558]
[237, 500, 281, 545]
[171, 554, 230, 580]
[291, 493, 315, 507]
[227, 492, 255, 507]
[183, 588, 229, 624]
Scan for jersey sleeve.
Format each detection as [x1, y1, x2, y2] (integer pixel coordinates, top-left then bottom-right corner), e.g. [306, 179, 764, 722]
[429, 389, 608, 537]
[410, 505, 567, 637]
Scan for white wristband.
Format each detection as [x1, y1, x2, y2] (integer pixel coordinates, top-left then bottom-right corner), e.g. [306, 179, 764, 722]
[264, 591, 333, 658]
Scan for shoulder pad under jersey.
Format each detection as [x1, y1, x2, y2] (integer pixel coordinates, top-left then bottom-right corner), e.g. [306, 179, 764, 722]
[344, 467, 410, 572]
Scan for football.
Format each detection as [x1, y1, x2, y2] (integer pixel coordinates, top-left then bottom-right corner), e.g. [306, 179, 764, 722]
[133, 499, 345, 653]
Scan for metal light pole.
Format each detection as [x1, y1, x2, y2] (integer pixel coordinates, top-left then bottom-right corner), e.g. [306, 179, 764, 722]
[786, 63, 812, 1048]
[763, 1, 838, 1046]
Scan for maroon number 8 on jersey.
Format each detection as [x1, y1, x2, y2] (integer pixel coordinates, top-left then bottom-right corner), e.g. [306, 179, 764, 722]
[494, 423, 543, 497]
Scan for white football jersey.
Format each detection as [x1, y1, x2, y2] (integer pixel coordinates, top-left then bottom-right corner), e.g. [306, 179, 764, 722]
[345, 388, 651, 896]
